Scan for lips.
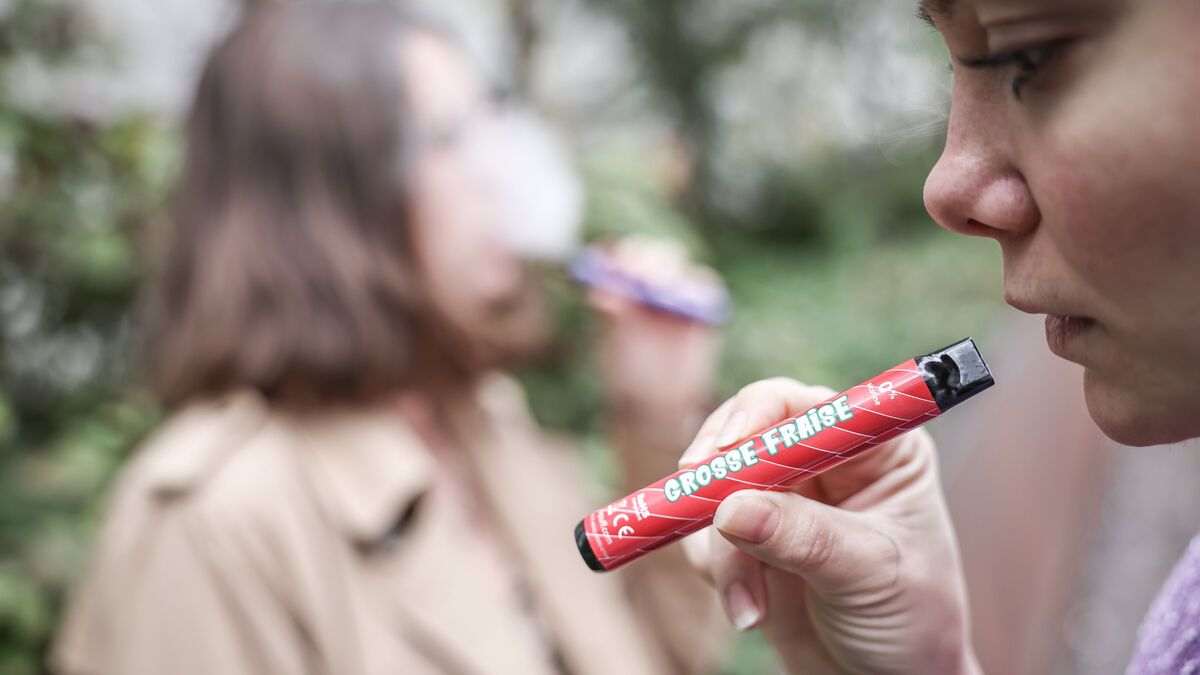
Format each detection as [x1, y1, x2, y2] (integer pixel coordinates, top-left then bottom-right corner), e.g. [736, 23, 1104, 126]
[1005, 289, 1099, 361]
[1045, 315, 1095, 359]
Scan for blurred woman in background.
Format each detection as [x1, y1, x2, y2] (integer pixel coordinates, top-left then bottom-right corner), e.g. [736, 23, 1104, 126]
[51, 3, 725, 674]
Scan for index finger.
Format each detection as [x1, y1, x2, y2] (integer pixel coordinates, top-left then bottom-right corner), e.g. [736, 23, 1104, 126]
[679, 378, 833, 468]
[713, 378, 839, 456]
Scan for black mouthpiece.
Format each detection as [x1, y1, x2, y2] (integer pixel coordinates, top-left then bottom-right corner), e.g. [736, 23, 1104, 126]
[916, 338, 994, 413]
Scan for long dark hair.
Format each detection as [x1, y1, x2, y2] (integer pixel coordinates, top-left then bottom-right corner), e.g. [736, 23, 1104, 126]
[146, 2, 441, 409]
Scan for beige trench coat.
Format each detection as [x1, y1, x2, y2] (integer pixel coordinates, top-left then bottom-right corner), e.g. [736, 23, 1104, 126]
[51, 375, 725, 675]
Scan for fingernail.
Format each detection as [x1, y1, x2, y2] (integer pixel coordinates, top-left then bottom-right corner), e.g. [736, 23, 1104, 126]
[724, 582, 761, 632]
[679, 433, 715, 467]
[714, 493, 779, 544]
[715, 410, 747, 447]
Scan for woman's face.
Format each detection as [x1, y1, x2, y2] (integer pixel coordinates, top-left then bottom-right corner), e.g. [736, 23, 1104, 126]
[401, 32, 551, 371]
[922, 0, 1200, 446]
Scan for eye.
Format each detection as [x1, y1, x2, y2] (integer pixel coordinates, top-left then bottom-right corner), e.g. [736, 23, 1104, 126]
[1008, 43, 1065, 97]
[959, 39, 1072, 100]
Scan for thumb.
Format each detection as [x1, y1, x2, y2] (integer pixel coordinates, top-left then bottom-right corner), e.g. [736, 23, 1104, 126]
[712, 490, 899, 594]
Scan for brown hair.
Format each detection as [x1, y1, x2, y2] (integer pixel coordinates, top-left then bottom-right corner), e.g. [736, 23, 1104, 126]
[146, 2, 440, 409]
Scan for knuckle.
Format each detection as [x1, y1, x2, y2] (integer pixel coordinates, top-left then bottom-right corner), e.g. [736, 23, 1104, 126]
[909, 427, 936, 451]
[697, 411, 723, 430]
[735, 380, 768, 399]
[873, 527, 904, 589]
[737, 377, 799, 401]
[763, 376, 803, 388]
[895, 428, 938, 468]
[913, 431, 939, 466]
[808, 384, 838, 399]
[777, 506, 840, 571]
[697, 404, 732, 432]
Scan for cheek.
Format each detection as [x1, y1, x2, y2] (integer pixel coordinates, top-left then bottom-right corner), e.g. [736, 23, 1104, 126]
[1025, 12, 1200, 443]
[410, 154, 486, 237]
[1034, 43, 1200, 333]
[1034, 150, 1137, 307]
[409, 157, 523, 321]
[409, 168, 480, 316]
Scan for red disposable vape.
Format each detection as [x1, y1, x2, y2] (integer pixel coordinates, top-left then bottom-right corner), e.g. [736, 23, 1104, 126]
[575, 338, 994, 572]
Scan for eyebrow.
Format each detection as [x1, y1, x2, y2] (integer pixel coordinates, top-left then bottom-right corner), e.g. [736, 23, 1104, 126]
[917, 0, 956, 28]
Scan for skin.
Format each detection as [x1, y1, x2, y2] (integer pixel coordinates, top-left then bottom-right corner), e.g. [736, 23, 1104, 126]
[682, 0, 1200, 672]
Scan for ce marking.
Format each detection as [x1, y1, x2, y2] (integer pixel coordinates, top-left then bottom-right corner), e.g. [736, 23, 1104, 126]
[612, 513, 635, 539]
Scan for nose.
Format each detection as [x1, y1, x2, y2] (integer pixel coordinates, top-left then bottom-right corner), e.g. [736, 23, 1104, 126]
[923, 86, 1040, 240]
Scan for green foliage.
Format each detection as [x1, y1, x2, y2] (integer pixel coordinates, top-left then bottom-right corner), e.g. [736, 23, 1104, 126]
[0, 2, 168, 670]
[737, 144, 943, 247]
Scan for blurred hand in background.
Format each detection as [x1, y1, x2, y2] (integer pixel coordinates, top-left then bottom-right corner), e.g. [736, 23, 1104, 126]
[591, 237, 723, 442]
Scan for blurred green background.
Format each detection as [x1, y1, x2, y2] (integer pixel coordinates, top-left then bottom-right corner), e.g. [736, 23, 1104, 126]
[0, 0, 1002, 672]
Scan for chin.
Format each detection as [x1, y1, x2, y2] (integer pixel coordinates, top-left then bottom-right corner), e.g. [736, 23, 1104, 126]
[479, 326, 554, 369]
[1083, 370, 1200, 447]
[464, 300, 554, 371]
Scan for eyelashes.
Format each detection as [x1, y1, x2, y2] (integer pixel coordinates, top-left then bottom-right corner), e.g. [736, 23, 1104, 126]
[957, 38, 1073, 99]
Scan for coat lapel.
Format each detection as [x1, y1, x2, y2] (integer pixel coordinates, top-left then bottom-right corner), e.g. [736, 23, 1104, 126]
[294, 401, 560, 675]
[458, 376, 671, 675]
